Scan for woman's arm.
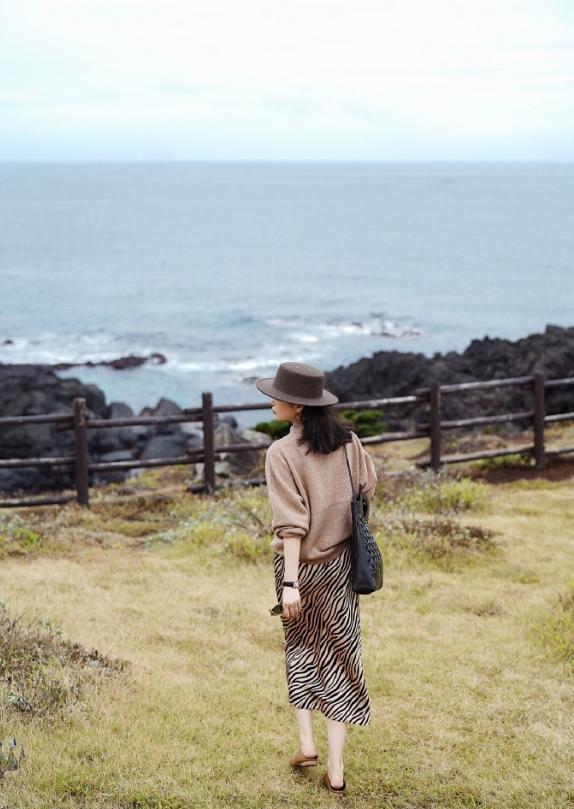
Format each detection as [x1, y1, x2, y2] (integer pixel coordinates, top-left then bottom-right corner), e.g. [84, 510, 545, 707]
[281, 535, 302, 619]
[264, 446, 306, 620]
[264, 446, 310, 542]
[282, 534, 301, 581]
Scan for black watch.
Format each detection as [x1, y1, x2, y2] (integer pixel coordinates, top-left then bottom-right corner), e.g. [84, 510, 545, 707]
[283, 580, 299, 589]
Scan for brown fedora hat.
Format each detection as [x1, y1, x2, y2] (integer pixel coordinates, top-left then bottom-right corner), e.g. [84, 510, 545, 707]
[256, 362, 338, 406]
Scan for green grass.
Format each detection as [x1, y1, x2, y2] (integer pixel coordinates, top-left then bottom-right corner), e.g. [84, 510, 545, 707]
[471, 453, 536, 471]
[380, 468, 490, 514]
[0, 466, 572, 807]
[534, 577, 574, 664]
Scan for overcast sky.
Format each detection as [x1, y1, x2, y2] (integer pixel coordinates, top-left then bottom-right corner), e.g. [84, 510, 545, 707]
[1, 0, 573, 160]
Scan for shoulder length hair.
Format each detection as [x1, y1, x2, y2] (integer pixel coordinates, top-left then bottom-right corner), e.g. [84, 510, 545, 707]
[295, 405, 354, 454]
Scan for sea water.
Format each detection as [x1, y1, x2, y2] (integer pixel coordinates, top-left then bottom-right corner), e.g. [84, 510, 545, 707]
[0, 161, 572, 428]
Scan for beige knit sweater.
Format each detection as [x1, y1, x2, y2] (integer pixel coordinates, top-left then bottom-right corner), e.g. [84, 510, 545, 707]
[264, 419, 378, 564]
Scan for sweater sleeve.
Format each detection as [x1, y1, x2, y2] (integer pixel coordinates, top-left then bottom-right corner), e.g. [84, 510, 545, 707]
[353, 432, 378, 500]
[264, 445, 310, 541]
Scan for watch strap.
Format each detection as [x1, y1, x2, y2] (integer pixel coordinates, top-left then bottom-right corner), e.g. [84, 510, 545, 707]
[283, 580, 299, 588]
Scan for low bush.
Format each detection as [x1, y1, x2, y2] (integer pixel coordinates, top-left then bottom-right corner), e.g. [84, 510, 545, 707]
[374, 510, 498, 567]
[0, 600, 129, 718]
[0, 736, 24, 781]
[472, 453, 535, 471]
[252, 418, 291, 440]
[165, 489, 273, 563]
[0, 514, 47, 559]
[253, 408, 387, 439]
[337, 408, 388, 437]
[380, 468, 490, 515]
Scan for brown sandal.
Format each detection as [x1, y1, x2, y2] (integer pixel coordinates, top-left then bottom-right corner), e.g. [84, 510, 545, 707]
[289, 748, 319, 767]
[321, 770, 346, 796]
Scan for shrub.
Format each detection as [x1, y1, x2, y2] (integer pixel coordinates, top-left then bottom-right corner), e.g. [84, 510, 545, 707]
[165, 489, 273, 564]
[253, 409, 387, 439]
[377, 511, 497, 563]
[0, 736, 24, 781]
[0, 600, 128, 717]
[0, 514, 47, 559]
[338, 408, 387, 437]
[252, 419, 291, 440]
[402, 476, 490, 514]
[380, 468, 490, 515]
[473, 453, 535, 471]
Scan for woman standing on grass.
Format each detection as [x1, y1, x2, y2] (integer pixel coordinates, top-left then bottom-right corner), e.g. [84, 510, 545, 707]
[256, 361, 377, 798]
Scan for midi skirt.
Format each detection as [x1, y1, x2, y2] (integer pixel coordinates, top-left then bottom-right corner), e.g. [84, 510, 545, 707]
[273, 540, 371, 726]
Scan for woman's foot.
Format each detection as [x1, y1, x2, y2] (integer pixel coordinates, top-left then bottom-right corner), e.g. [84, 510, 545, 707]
[289, 746, 318, 767]
[327, 766, 344, 789]
[300, 742, 317, 758]
[322, 770, 346, 796]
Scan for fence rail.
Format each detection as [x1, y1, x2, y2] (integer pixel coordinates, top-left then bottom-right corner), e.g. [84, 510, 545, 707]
[1, 372, 574, 509]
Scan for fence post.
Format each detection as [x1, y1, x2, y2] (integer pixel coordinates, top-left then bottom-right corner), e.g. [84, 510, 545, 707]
[73, 397, 90, 507]
[533, 371, 546, 469]
[202, 391, 216, 494]
[429, 382, 441, 472]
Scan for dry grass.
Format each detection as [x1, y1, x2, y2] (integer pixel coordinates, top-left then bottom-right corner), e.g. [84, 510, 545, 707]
[0, 599, 128, 718]
[0, 463, 572, 807]
[534, 577, 574, 665]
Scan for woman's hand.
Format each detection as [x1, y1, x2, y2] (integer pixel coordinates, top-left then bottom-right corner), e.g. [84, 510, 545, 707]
[282, 586, 302, 620]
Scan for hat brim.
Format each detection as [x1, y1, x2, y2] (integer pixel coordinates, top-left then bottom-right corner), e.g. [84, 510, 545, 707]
[255, 377, 338, 406]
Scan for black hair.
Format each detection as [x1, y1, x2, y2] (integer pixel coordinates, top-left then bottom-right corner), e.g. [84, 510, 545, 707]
[295, 405, 354, 455]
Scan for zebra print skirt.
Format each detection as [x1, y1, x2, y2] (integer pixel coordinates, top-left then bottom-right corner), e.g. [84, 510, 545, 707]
[273, 540, 371, 726]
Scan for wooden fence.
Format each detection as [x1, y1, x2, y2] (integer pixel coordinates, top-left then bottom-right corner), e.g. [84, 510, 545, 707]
[1, 371, 573, 509]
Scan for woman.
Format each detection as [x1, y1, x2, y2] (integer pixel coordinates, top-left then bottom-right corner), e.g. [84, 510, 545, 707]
[256, 361, 377, 797]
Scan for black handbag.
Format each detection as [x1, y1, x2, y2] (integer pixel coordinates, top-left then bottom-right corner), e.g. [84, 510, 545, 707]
[343, 443, 383, 594]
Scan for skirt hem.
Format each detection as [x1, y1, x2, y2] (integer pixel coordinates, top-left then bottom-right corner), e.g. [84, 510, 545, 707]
[287, 698, 371, 726]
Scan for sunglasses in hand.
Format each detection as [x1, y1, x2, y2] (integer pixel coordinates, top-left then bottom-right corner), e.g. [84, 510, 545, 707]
[269, 603, 283, 616]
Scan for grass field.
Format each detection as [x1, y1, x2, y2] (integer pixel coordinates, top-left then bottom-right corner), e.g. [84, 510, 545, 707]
[0, 455, 573, 808]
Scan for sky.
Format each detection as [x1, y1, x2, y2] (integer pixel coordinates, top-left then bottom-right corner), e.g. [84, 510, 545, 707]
[1, 0, 573, 161]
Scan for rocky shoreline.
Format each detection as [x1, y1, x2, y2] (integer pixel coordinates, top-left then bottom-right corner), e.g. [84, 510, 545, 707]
[0, 363, 270, 495]
[1, 324, 573, 495]
[324, 323, 574, 429]
[52, 353, 168, 370]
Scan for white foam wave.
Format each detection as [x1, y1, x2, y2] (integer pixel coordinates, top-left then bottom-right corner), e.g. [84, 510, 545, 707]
[289, 332, 319, 344]
[0, 314, 422, 380]
[276, 317, 423, 341]
[0, 330, 164, 366]
[163, 350, 313, 375]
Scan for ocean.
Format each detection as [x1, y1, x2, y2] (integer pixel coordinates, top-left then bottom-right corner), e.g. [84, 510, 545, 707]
[0, 161, 572, 430]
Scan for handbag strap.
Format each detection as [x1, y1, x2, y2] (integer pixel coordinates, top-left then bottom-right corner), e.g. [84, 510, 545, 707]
[343, 443, 356, 498]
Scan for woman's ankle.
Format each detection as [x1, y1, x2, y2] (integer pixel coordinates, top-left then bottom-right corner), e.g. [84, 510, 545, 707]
[327, 759, 344, 777]
[300, 739, 317, 756]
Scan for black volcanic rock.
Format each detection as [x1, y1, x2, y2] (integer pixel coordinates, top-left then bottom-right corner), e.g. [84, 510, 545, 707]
[2, 324, 574, 495]
[52, 352, 167, 370]
[0, 364, 179, 494]
[324, 324, 574, 429]
[0, 364, 111, 494]
[0, 363, 108, 418]
[0, 364, 258, 496]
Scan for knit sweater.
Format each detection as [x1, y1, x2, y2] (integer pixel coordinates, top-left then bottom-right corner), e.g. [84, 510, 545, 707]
[264, 419, 378, 564]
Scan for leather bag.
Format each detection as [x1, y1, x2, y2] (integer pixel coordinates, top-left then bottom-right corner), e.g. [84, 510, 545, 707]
[343, 442, 383, 594]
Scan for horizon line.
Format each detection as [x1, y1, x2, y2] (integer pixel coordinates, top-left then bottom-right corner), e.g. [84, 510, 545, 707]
[1, 157, 573, 165]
